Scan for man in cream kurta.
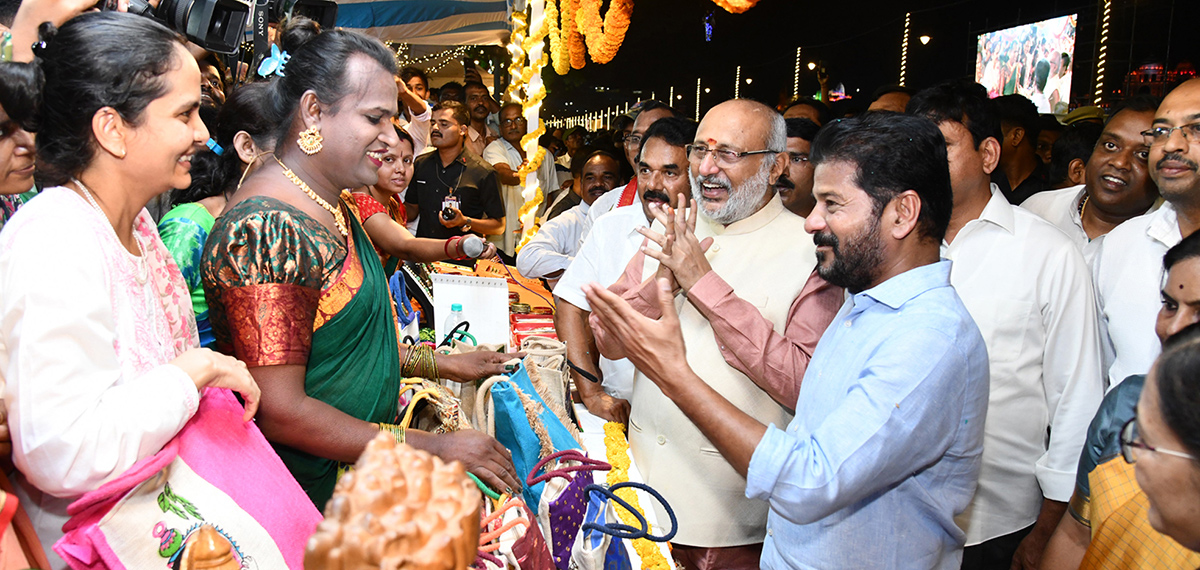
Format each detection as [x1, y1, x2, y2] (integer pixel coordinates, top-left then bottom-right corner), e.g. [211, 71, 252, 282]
[596, 100, 818, 569]
[626, 197, 812, 547]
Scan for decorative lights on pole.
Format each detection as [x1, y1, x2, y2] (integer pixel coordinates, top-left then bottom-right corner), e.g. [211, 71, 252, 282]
[1094, 0, 1111, 105]
[513, 0, 551, 253]
[735, 65, 741, 98]
[793, 46, 801, 98]
[696, 77, 702, 120]
[899, 12, 911, 87]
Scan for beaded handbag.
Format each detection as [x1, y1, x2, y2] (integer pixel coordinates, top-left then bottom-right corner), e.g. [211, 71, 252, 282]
[525, 450, 612, 570]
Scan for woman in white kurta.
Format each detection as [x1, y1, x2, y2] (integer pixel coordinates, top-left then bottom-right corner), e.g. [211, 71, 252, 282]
[0, 13, 259, 567]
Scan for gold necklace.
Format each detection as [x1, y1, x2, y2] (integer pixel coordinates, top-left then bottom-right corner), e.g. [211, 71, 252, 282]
[274, 156, 347, 237]
[1079, 194, 1089, 217]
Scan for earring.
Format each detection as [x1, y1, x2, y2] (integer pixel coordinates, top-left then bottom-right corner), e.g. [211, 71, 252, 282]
[297, 125, 323, 155]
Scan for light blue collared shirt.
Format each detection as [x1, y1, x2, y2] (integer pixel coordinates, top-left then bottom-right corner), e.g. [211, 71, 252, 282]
[746, 260, 990, 569]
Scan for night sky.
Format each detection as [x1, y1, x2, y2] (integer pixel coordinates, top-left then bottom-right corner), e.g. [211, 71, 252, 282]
[540, 0, 1199, 120]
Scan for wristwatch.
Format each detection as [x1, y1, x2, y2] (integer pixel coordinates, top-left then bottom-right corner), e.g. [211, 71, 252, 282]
[461, 218, 472, 232]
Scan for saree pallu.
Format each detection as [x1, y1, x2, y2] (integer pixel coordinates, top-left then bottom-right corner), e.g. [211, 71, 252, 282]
[201, 197, 401, 509]
[283, 208, 401, 508]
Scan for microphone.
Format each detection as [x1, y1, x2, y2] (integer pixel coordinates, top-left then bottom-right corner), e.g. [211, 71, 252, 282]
[461, 234, 486, 258]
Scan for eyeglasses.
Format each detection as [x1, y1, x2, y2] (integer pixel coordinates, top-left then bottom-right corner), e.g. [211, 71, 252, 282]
[623, 134, 644, 148]
[501, 117, 528, 127]
[686, 144, 779, 166]
[788, 153, 811, 166]
[1141, 123, 1200, 146]
[1120, 417, 1198, 463]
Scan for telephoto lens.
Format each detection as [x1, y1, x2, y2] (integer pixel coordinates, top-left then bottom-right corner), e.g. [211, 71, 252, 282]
[122, 0, 250, 54]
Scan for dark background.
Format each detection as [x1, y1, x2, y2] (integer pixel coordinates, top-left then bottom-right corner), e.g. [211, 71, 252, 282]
[539, 0, 1198, 121]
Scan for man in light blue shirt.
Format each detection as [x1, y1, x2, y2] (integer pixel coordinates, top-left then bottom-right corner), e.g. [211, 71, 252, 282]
[584, 112, 990, 569]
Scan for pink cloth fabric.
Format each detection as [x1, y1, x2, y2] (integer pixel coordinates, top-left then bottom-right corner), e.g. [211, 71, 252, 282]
[53, 388, 321, 570]
[595, 249, 843, 407]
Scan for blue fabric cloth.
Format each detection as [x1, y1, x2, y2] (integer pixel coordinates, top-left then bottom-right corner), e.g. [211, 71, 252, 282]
[491, 364, 583, 511]
[746, 260, 991, 570]
[1074, 374, 1144, 508]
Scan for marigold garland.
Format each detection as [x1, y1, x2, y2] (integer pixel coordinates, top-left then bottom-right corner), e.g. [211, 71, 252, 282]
[603, 422, 672, 570]
[576, 0, 633, 64]
[546, 0, 568, 75]
[565, 0, 587, 69]
[711, 0, 759, 13]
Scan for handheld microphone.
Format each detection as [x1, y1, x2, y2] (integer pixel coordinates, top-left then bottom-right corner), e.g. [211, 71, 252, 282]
[461, 234, 486, 258]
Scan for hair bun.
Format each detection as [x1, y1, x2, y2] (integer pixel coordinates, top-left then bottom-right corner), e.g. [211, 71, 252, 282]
[32, 22, 58, 57]
[278, 15, 321, 56]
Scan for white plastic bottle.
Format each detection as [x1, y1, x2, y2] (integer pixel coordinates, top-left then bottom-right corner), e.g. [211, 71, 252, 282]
[443, 303, 465, 343]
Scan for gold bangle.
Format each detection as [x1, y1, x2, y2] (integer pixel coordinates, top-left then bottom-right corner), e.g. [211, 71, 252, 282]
[379, 422, 406, 444]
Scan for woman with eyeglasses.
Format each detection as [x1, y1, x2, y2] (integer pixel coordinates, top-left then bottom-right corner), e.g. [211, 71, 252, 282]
[1041, 229, 1200, 569]
[1125, 325, 1200, 555]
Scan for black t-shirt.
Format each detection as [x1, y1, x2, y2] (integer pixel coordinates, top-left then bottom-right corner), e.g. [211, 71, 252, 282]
[993, 160, 1049, 205]
[406, 148, 505, 239]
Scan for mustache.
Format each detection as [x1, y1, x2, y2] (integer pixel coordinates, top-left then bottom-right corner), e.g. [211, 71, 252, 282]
[643, 190, 670, 203]
[812, 231, 838, 248]
[1158, 152, 1199, 171]
[695, 173, 732, 190]
[775, 174, 795, 190]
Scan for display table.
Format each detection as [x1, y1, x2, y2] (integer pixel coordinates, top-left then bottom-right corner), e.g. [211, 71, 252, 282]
[574, 404, 677, 569]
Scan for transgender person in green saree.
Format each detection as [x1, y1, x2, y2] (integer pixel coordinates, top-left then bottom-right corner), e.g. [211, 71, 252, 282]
[200, 23, 522, 510]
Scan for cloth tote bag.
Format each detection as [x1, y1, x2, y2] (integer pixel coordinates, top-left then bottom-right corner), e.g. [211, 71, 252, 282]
[54, 388, 321, 570]
[475, 363, 584, 511]
[568, 483, 678, 570]
[525, 450, 611, 570]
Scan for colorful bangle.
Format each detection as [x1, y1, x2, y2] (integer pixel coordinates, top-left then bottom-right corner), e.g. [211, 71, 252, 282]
[378, 422, 406, 444]
[401, 344, 439, 379]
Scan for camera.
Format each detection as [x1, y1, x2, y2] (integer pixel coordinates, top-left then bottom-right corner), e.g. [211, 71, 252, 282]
[121, 0, 251, 54]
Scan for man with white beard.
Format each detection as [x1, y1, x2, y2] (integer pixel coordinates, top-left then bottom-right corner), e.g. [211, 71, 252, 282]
[581, 99, 841, 569]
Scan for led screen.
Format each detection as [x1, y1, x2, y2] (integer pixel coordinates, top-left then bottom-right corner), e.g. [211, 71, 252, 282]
[976, 14, 1076, 113]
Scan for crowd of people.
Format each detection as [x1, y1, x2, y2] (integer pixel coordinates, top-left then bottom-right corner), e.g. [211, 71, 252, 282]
[0, 1, 1199, 570]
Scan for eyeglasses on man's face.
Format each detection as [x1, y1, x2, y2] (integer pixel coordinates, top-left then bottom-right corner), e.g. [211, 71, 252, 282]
[1120, 417, 1199, 464]
[623, 133, 644, 148]
[1141, 123, 1200, 146]
[501, 117, 528, 127]
[686, 144, 779, 167]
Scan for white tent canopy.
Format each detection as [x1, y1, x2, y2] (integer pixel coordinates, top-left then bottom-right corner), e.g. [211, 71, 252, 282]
[336, 0, 513, 45]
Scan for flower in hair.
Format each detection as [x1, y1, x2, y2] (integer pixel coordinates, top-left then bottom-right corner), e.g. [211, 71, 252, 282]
[257, 44, 290, 78]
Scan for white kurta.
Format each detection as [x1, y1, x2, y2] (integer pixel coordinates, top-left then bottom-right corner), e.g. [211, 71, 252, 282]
[554, 204, 660, 400]
[0, 187, 199, 566]
[482, 137, 558, 255]
[1092, 202, 1181, 388]
[515, 201, 590, 280]
[947, 187, 1104, 545]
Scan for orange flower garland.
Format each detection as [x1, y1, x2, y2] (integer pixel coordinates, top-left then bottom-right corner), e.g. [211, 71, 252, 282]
[576, 0, 633, 64]
[546, 0, 569, 75]
[603, 421, 671, 570]
[710, 0, 759, 14]
[565, 0, 586, 69]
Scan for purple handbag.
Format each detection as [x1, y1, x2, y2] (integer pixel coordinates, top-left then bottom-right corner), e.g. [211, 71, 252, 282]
[526, 450, 612, 570]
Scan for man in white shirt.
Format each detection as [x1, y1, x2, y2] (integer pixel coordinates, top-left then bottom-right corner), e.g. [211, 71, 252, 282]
[1021, 97, 1161, 260]
[580, 101, 680, 244]
[910, 81, 1104, 570]
[483, 103, 559, 257]
[553, 117, 696, 422]
[516, 147, 622, 285]
[1093, 78, 1200, 389]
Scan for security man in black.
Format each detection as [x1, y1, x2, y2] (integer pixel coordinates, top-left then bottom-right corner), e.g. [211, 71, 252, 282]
[405, 101, 505, 241]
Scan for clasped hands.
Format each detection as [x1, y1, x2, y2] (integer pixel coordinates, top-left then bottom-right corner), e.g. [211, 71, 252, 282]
[582, 194, 709, 396]
[638, 194, 715, 294]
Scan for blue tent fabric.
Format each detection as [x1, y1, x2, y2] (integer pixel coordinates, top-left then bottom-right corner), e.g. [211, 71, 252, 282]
[336, 0, 512, 45]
